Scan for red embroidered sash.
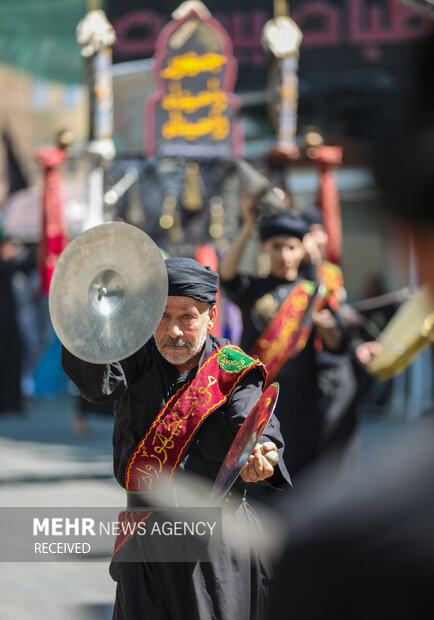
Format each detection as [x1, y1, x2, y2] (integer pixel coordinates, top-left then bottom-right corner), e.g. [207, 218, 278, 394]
[250, 280, 317, 384]
[113, 344, 265, 557]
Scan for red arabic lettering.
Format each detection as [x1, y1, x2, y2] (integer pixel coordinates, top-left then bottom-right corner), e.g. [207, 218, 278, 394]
[229, 11, 268, 65]
[292, 2, 340, 46]
[113, 10, 164, 56]
[112, 5, 434, 61]
[348, 0, 433, 44]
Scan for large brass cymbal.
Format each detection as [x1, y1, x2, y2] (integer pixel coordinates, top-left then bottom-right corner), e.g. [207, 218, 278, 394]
[49, 222, 168, 363]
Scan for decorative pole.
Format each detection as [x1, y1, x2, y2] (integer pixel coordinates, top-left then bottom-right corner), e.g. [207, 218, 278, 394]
[76, 0, 116, 231]
[262, 0, 303, 186]
[263, 3, 343, 264]
[309, 143, 343, 265]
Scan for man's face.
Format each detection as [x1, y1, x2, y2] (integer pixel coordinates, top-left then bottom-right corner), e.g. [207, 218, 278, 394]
[154, 296, 216, 366]
[261, 234, 305, 280]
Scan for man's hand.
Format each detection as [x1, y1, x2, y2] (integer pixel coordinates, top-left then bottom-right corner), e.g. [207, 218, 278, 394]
[240, 441, 279, 483]
[355, 340, 383, 366]
[313, 309, 343, 351]
[240, 193, 260, 230]
[303, 232, 323, 266]
[218, 192, 259, 281]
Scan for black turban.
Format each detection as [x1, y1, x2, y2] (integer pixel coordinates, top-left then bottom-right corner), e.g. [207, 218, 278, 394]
[259, 213, 309, 241]
[301, 206, 324, 227]
[165, 257, 219, 305]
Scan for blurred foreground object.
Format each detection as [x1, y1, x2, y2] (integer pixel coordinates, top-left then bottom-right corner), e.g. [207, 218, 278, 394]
[373, 34, 434, 299]
[267, 415, 434, 620]
[367, 286, 434, 380]
[128, 468, 284, 558]
[267, 33, 434, 620]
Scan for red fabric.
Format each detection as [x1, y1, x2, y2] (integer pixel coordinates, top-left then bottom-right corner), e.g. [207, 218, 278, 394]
[34, 146, 69, 294]
[312, 145, 343, 266]
[124, 344, 263, 491]
[194, 243, 222, 337]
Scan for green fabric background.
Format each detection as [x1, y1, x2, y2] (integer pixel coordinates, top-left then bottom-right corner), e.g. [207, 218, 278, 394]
[0, 0, 107, 84]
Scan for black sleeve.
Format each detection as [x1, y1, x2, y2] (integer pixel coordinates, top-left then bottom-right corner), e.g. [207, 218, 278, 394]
[225, 368, 292, 490]
[299, 261, 317, 282]
[219, 273, 255, 305]
[316, 305, 350, 355]
[61, 345, 141, 403]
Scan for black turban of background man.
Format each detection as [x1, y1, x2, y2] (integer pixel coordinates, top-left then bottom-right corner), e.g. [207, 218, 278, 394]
[301, 206, 325, 227]
[259, 213, 309, 242]
[165, 257, 219, 305]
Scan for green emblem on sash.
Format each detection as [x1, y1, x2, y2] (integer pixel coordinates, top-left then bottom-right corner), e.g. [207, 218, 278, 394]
[217, 345, 254, 373]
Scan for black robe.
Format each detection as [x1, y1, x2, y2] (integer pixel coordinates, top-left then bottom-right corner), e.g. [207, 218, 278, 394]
[62, 334, 290, 620]
[0, 259, 22, 412]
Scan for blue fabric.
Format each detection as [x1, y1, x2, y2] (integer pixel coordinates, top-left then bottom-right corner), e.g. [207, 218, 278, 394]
[33, 334, 69, 396]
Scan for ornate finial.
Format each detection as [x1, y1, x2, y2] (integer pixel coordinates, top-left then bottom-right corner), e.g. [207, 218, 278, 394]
[76, 10, 116, 57]
[183, 162, 203, 211]
[262, 16, 302, 58]
[171, 1, 211, 20]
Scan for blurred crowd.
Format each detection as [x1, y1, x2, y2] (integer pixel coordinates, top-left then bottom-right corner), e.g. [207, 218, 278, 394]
[0, 194, 404, 442]
[0, 236, 44, 413]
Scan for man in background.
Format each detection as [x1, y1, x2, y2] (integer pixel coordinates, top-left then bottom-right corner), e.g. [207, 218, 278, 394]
[219, 200, 350, 479]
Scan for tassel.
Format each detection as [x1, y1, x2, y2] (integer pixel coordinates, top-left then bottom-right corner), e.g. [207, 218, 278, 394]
[159, 193, 184, 242]
[183, 162, 203, 211]
[208, 196, 225, 240]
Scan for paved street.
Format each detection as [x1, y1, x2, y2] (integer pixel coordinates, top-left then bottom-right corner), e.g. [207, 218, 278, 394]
[0, 390, 409, 619]
[0, 394, 121, 619]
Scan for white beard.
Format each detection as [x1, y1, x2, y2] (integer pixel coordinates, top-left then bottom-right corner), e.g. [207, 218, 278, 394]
[154, 322, 208, 366]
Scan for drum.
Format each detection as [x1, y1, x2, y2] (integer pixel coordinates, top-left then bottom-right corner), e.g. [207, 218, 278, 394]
[367, 286, 434, 381]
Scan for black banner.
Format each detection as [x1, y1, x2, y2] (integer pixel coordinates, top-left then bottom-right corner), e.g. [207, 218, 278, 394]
[106, 0, 433, 93]
[145, 8, 244, 159]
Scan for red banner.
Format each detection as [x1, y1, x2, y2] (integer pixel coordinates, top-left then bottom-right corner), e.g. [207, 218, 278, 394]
[34, 146, 68, 295]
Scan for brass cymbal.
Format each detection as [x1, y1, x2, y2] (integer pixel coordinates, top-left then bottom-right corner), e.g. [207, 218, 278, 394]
[49, 222, 168, 363]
